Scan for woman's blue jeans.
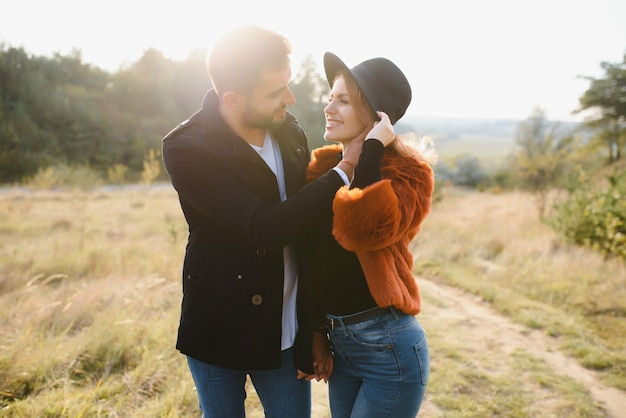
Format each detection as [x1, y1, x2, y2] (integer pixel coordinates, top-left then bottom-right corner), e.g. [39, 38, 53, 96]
[186, 347, 311, 418]
[326, 307, 430, 418]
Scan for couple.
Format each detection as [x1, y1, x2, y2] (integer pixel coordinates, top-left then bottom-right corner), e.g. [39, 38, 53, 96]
[162, 25, 437, 418]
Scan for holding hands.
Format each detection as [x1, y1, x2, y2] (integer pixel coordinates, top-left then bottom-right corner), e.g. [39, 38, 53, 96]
[297, 331, 334, 382]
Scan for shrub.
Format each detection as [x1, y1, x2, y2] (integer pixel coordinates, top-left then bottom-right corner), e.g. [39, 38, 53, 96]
[107, 163, 128, 184]
[140, 149, 161, 185]
[548, 167, 626, 261]
[23, 164, 103, 190]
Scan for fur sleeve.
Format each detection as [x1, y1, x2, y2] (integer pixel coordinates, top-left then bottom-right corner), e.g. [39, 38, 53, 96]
[332, 154, 434, 252]
[305, 145, 342, 183]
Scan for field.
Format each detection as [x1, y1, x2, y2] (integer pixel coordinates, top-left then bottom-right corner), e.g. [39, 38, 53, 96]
[0, 184, 624, 417]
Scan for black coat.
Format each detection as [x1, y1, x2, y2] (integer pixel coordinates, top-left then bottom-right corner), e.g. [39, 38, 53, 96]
[162, 90, 343, 372]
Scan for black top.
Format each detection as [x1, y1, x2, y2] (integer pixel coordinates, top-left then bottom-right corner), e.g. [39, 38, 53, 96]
[304, 139, 385, 316]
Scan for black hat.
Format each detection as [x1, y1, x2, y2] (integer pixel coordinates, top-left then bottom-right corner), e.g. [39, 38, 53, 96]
[323, 52, 411, 125]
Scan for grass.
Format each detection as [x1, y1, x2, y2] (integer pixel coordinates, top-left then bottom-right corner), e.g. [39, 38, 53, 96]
[0, 185, 196, 416]
[0, 184, 624, 416]
[414, 186, 626, 392]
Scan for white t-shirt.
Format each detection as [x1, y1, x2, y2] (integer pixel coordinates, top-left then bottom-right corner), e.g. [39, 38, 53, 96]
[250, 133, 298, 351]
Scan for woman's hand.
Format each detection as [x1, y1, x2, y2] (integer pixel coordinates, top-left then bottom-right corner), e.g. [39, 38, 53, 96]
[338, 111, 394, 179]
[366, 111, 395, 146]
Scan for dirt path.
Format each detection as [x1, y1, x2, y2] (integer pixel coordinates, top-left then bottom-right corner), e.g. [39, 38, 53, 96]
[311, 277, 626, 417]
[416, 278, 626, 417]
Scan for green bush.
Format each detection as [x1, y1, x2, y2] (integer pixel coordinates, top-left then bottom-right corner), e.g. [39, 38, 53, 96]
[548, 167, 626, 261]
[140, 149, 161, 185]
[24, 164, 103, 190]
[107, 163, 128, 184]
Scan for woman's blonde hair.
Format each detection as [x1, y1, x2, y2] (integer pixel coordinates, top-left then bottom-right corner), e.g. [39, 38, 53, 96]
[338, 70, 438, 165]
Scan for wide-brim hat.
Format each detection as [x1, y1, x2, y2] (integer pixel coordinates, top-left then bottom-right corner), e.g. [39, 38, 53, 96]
[323, 52, 411, 125]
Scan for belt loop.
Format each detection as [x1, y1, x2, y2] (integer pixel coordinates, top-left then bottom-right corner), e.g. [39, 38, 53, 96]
[330, 318, 335, 331]
[389, 306, 400, 320]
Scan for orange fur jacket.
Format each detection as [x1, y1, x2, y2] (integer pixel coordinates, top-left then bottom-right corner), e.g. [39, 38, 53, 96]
[306, 144, 435, 315]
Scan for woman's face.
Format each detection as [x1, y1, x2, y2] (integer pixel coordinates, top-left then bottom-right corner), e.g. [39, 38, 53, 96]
[323, 76, 368, 145]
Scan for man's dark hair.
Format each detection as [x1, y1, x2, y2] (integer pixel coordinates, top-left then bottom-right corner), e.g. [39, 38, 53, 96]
[208, 25, 292, 95]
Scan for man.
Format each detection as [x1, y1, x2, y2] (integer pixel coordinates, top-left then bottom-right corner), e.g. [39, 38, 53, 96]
[161, 25, 362, 417]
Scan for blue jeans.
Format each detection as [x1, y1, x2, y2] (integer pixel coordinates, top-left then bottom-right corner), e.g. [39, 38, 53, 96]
[326, 307, 430, 418]
[186, 347, 311, 418]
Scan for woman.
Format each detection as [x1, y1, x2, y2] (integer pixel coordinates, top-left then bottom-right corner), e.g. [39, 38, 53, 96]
[300, 52, 437, 417]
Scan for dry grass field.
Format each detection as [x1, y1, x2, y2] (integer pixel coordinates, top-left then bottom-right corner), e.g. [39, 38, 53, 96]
[0, 184, 624, 417]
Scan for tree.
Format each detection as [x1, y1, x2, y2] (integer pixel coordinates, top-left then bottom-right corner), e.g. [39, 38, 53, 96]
[289, 55, 328, 150]
[575, 52, 626, 163]
[0, 46, 332, 185]
[0, 46, 111, 181]
[453, 155, 489, 188]
[511, 108, 579, 218]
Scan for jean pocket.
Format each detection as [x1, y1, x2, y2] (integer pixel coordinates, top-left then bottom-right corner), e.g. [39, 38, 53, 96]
[345, 324, 391, 352]
[414, 336, 430, 385]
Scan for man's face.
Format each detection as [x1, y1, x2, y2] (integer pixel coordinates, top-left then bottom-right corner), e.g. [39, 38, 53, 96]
[240, 66, 296, 130]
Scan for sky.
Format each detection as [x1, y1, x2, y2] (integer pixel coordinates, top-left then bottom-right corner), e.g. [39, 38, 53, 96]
[2, 0, 625, 122]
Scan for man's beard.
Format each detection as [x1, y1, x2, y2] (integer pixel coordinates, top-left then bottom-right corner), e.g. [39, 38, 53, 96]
[242, 106, 287, 130]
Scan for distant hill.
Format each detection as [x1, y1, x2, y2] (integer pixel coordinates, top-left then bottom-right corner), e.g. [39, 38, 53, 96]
[398, 117, 580, 169]
[400, 116, 520, 138]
